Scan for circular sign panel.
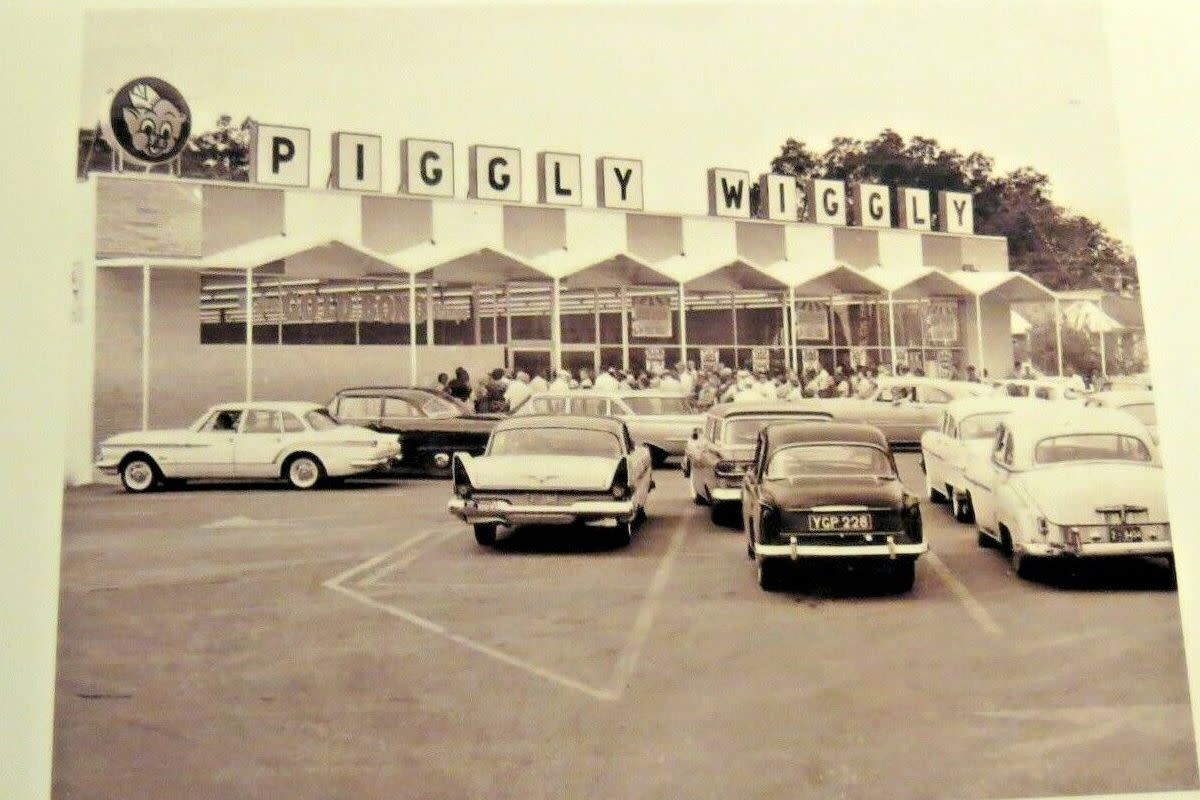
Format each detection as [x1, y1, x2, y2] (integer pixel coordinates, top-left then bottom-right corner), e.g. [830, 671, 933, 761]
[106, 77, 192, 165]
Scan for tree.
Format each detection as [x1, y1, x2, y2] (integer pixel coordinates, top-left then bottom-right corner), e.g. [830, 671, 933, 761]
[77, 114, 256, 182]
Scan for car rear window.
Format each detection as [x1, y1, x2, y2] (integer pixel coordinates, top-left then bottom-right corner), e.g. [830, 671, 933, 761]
[622, 396, 690, 415]
[1033, 434, 1152, 465]
[766, 444, 893, 478]
[489, 428, 621, 458]
[959, 412, 1009, 440]
[723, 415, 820, 445]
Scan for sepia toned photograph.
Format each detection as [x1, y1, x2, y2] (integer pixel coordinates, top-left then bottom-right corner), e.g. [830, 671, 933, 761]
[45, 2, 1197, 798]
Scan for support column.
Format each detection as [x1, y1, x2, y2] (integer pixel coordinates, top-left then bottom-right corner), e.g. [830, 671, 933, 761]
[1053, 296, 1064, 377]
[730, 292, 738, 368]
[619, 285, 629, 370]
[408, 271, 418, 385]
[245, 267, 254, 401]
[425, 283, 435, 346]
[471, 284, 481, 345]
[550, 277, 562, 373]
[141, 265, 150, 430]
[678, 283, 688, 365]
[1099, 330, 1108, 379]
[973, 293, 985, 379]
[887, 291, 898, 370]
[827, 297, 836, 368]
[593, 288, 601, 371]
[788, 287, 798, 373]
[505, 284, 513, 371]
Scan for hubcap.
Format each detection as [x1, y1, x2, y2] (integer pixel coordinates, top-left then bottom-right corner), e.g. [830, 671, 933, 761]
[125, 461, 152, 489]
[291, 459, 317, 486]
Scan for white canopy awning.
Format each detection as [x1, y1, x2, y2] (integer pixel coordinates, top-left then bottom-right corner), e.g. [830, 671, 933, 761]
[947, 270, 1056, 302]
[1062, 299, 1125, 333]
[860, 266, 973, 298]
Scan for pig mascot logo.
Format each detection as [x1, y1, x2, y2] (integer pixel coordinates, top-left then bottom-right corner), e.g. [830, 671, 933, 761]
[107, 77, 191, 165]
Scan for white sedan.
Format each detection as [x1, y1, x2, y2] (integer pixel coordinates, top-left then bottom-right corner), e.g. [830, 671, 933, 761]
[963, 405, 1171, 579]
[447, 415, 654, 547]
[919, 396, 1027, 522]
[96, 402, 402, 492]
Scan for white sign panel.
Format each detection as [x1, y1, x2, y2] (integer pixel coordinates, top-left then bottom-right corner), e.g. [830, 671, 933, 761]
[708, 168, 751, 218]
[596, 157, 643, 210]
[806, 178, 847, 226]
[852, 182, 891, 228]
[469, 145, 522, 202]
[759, 174, 798, 221]
[897, 187, 933, 231]
[331, 132, 381, 192]
[938, 190, 974, 234]
[401, 139, 454, 197]
[631, 295, 673, 338]
[249, 123, 310, 187]
[537, 152, 582, 206]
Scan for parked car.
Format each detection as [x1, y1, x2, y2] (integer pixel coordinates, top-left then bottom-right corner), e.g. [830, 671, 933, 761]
[96, 402, 401, 492]
[741, 422, 927, 592]
[447, 414, 654, 547]
[512, 389, 702, 466]
[991, 378, 1085, 402]
[683, 401, 834, 520]
[962, 406, 1171, 579]
[1085, 389, 1157, 442]
[328, 386, 502, 477]
[814, 377, 991, 447]
[919, 397, 1028, 522]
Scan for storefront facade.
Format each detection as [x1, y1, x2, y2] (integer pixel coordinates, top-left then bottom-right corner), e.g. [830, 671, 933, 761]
[68, 168, 1056, 485]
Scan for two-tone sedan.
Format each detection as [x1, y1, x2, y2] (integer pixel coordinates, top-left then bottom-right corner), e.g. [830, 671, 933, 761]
[513, 389, 702, 467]
[447, 415, 654, 547]
[683, 401, 834, 522]
[741, 422, 927, 593]
[96, 402, 401, 492]
[328, 386, 502, 477]
[919, 396, 1028, 522]
[816, 377, 991, 447]
[963, 406, 1171, 579]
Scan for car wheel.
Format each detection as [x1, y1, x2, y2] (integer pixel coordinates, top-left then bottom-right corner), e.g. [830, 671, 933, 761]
[473, 523, 498, 547]
[1010, 545, 1041, 581]
[710, 502, 733, 526]
[952, 491, 974, 523]
[757, 558, 786, 592]
[285, 454, 324, 490]
[649, 448, 669, 469]
[119, 456, 159, 493]
[976, 529, 994, 549]
[613, 520, 634, 547]
[681, 458, 690, 478]
[888, 560, 916, 593]
[925, 472, 947, 504]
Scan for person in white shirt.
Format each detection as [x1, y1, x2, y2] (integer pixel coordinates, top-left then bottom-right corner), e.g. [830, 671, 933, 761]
[593, 367, 620, 393]
[659, 369, 682, 392]
[503, 371, 533, 411]
[676, 361, 696, 397]
[1065, 367, 1086, 393]
[528, 369, 549, 394]
[806, 367, 833, 397]
[755, 375, 776, 400]
[548, 369, 571, 393]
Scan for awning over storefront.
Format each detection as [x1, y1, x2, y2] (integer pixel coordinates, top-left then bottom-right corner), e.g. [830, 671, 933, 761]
[556, 252, 677, 289]
[400, 245, 551, 286]
[948, 270, 1056, 302]
[1062, 300, 1124, 333]
[681, 259, 788, 292]
[860, 266, 973, 298]
[774, 263, 886, 296]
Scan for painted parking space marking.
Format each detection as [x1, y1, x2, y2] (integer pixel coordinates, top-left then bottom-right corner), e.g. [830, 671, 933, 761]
[924, 551, 1005, 637]
[323, 520, 688, 703]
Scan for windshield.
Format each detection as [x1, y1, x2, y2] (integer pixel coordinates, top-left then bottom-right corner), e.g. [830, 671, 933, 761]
[1033, 434, 1152, 465]
[304, 409, 340, 431]
[1121, 403, 1157, 426]
[959, 412, 1009, 440]
[722, 416, 818, 446]
[622, 396, 691, 415]
[418, 394, 459, 419]
[766, 444, 894, 478]
[489, 428, 622, 458]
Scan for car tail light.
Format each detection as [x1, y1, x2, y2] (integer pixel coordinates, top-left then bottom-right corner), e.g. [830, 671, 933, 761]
[610, 459, 630, 500]
[1037, 517, 1049, 537]
[453, 457, 472, 499]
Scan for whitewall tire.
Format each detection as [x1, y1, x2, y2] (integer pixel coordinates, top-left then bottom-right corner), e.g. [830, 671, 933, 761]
[286, 455, 324, 490]
[120, 458, 158, 493]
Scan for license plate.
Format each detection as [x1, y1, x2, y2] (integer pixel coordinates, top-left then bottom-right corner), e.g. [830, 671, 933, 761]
[1110, 525, 1143, 543]
[808, 512, 872, 532]
[521, 494, 563, 506]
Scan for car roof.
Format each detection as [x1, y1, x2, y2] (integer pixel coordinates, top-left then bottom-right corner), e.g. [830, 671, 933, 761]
[206, 401, 322, 413]
[764, 422, 887, 450]
[1001, 405, 1152, 441]
[1088, 389, 1154, 406]
[332, 386, 471, 410]
[525, 389, 686, 399]
[706, 400, 834, 419]
[492, 414, 628, 434]
[943, 396, 1032, 421]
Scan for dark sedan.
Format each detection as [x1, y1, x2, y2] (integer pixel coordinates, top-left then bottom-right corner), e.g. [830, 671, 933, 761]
[741, 422, 927, 593]
[328, 387, 502, 477]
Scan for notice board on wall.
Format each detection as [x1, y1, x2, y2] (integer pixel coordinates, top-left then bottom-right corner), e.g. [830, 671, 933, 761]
[96, 178, 203, 258]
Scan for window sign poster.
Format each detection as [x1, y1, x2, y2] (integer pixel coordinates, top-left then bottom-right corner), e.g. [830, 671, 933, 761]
[849, 346, 868, 368]
[699, 347, 720, 371]
[907, 348, 923, 370]
[801, 347, 820, 369]
[924, 299, 959, 345]
[794, 301, 830, 341]
[751, 346, 770, 374]
[631, 295, 673, 338]
[645, 345, 666, 373]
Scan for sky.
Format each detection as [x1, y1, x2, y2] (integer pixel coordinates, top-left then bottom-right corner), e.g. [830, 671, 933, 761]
[80, 2, 1133, 241]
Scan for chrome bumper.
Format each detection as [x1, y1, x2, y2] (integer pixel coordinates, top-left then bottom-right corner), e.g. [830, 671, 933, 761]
[1032, 540, 1173, 558]
[755, 538, 927, 559]
[710, 487, 743, 503]
[95, 458, 121, 475]
[349, 455, 396, 469]
[447, 497, 636, 527]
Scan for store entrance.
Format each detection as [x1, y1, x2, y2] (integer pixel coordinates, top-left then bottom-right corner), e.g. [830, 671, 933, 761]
[510, 343, 551, 379]
[562, 346, 598, 377]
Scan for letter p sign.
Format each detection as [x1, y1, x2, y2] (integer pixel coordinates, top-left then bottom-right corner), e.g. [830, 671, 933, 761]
[250, 123, 310, 187]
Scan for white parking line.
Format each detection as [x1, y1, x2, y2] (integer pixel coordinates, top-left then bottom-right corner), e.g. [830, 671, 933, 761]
[924, 551, 1004, 637]
[359, 529, 460, 586]
[322, 528, 445, 588]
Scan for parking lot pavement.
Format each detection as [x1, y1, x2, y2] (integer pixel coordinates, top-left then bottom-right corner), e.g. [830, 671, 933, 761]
[54, 454, 1197, 800]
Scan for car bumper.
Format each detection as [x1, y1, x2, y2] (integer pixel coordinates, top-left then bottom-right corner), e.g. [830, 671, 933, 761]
[710, 487, 743, 503]
[755, 537, 928, 559]
[447, 497, 637, 527]
[1029, 540, 1173, 558]
[95, 458, 121, 475]
[348, 455, 397, 470]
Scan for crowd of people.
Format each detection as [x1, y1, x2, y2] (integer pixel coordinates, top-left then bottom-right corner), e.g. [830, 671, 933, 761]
[432, 359, 990, 414]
